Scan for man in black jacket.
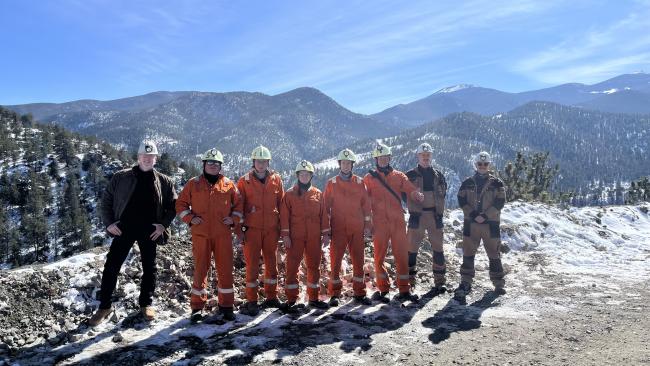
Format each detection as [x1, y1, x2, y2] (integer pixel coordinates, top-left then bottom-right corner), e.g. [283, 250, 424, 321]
[405, 143, 447, 293]
[89, 139, 177, 326]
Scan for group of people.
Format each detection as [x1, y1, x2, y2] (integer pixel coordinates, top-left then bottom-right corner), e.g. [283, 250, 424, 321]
[88, 139, 507, 326]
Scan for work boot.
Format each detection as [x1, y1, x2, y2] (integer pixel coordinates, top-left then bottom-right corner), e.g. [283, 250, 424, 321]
[190, 309, 204, 323]
[219, 306, 236, 321]
[240, 301, 259, 316]
[141, 306, 156, 321]
[308, 300, 330, 310]
[394, 292, 419, 303]
[88, 307, 113, 327]
[453, 282, 472, 304]
[279, 301, 295, 313]
[371, 291, 390, 304]
[262, 298, 282, 308]
[432, 285, 447, 295]
[354, 295, 372, 305]
[328, 296, 340, 307]
[494, 287, 507, 296]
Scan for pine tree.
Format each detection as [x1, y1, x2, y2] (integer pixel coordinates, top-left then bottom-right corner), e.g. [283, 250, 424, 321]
[626, 177, 650, 204]
[0, 205, 8, 263]
[500, 151, 559, 202]
[20, 170, 49, 262]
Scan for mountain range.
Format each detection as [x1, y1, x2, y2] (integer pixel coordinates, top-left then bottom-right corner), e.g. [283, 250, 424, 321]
[4, 73, 650, 187]
[371, 73, 650, 127]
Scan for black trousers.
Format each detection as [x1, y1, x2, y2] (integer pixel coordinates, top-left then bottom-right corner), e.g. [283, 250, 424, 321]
[99, 229, 158, 309]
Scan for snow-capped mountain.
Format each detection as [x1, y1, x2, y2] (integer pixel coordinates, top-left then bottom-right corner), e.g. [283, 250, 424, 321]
[372, 73, 650, 126]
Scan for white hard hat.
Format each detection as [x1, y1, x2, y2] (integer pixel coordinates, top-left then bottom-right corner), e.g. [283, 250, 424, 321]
[138, 140, 159, 155]
[474, 151, 491, 163]
[416, 143, 433, 154]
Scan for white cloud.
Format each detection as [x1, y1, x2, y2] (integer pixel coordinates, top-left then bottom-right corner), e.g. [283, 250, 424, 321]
[514, 4, 650, 84]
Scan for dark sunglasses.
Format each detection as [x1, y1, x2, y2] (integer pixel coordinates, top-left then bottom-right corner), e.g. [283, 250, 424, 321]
[205, 161, 221, 166]
[476, 162, 490, 167]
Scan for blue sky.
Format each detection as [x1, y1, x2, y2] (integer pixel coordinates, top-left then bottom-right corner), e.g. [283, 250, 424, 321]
[1, 0, 649, 113]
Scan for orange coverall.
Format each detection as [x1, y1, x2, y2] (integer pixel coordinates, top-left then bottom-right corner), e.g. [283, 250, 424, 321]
[176, 175, 243, 309]
[323, 174, 371, 297]
[280, 185, 330, 302]
[363, 170, 418, 294]
[236, 170, 284, 302]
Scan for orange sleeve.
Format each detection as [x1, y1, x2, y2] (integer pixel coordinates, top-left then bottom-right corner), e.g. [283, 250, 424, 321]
[323, 179, 333, 215]
[280, 191, 291, 236]
[175, 180, 194, 224]
[319, 191, 330, 235]
[277, 174, 284, 209]
[361, 177, 372, 218]
[400, 172, 418, 195]
[235, 177, 247, 231]
[231, 182, 244, 225]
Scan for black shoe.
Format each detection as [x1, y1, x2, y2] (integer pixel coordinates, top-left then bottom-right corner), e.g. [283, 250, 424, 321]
[394, 292, 419, 302]
[279, 301, 295, 313]
[190, 309, 204, 323]
[453, 282, 471, 303]
[308, 300, 330, 310]
[240, 302, 259, 316]
[494, 287, 507, 295]
[432, 285, 447, 295]
[219, 306, 236, 321]
[371, 291, 390, 303]
[262, 298, 282, 308]
[328, 296, 340, 307]
[354, 295, 372, 305]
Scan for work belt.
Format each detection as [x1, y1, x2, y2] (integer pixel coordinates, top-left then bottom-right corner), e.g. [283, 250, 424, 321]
[422, 207, 436, 212]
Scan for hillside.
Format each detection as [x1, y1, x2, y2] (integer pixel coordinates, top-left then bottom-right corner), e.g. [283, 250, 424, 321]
[24, 88, 398, 175]
[314, 102, 650, 195]
[0, 107, 137, 268]
[1, 202, 648, 364]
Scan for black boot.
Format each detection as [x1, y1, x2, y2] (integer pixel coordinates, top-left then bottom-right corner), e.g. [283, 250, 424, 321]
[262, 298, 282, 308]
[219, 306, 235, 321]
[354, 295, 372, 305]
[308, 300, 330, 309]
[453, 282, 472, 304]
[190, 309, 204, 323]
[371, 291, 390, 303]
[394, 292, 419, 303]
[494, 287, 506, 295]
[328, 296, 340, 307]
[240, 301, 259, 316]
[432, 285, 447, 295]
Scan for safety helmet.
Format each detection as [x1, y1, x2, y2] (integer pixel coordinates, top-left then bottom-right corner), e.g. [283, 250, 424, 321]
[295, 160, 315, 174]
[251, 145, 272, 160]
[337, 148, 357, 162]
[474, 151, 492, 163]
[372, 142, 392, 158]
[416, 143, 433, 154]
[138, 140, 159, 155]
[200, 148, 224, 163]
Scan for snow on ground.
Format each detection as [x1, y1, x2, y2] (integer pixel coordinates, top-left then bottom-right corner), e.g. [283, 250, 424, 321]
[4, 202, 649, 364]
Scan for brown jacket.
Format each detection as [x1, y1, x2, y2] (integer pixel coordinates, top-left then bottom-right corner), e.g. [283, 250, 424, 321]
[100, 166, 177, 239]
[405, 166, 447, 214]
[457, 172, 506, 222]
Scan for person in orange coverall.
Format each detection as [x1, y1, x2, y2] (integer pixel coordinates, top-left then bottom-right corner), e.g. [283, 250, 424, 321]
[323, 148, 373, 306]
[176, 148, 242, 322]
[279, 160, 331, 312]
[364, 142, 424, 303]
[236, 145, 285, 316]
